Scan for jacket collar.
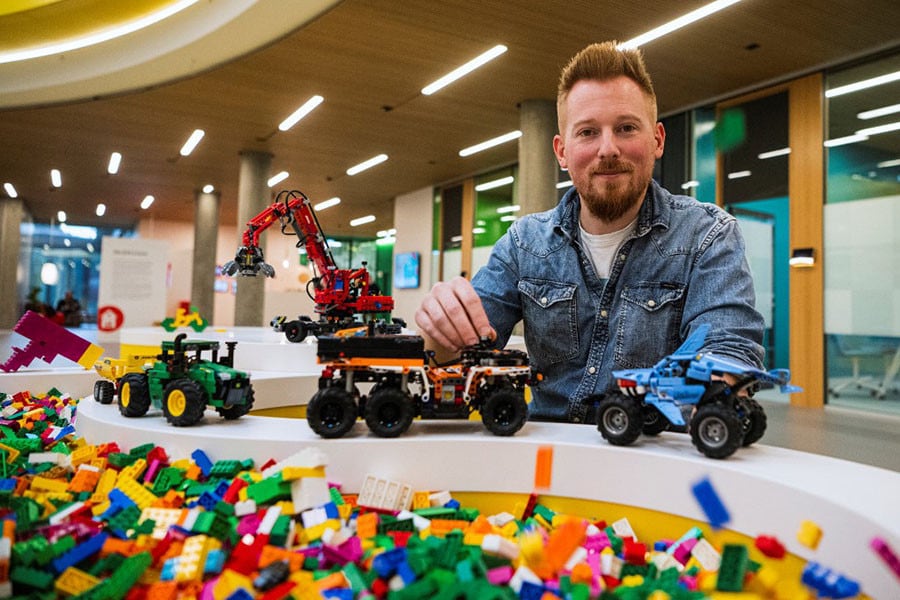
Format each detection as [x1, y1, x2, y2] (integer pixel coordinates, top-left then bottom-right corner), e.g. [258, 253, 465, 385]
[555, 179, 671, 240]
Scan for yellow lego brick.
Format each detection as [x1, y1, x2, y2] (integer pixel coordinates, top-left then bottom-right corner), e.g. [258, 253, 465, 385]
[0, 443, 20, 465]
[280, 466, 326, 480]
[55, 566, 101, 595]
[212, 569, 254, 600]
[69, 445, 97, 468]
[337, 503, 352, 521]
[796, 520, 823, 550]
[300, 519, 341, 543]
[274, 500, 295, 515]
[174, 535, 218, 582]
[89, 457, 108, 470]
[116, 475, 159, 510]
[29, 476, 70, 494]
[119, 458, 148, 481]
[647, 591, 671, 600]
[90, 468, 118, 505]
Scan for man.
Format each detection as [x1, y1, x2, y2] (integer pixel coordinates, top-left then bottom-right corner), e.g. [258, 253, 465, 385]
[415, 41, 765, 423]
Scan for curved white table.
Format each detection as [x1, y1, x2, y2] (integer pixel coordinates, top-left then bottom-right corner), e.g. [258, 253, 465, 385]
[74, 398, 900, 598]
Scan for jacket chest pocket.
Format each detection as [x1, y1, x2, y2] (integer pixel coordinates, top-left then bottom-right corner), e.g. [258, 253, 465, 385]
[614, 282, 685, 369]
[518, 280, 580, 364]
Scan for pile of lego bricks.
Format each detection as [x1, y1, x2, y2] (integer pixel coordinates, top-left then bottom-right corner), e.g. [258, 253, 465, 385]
[0, 388, 882, 599]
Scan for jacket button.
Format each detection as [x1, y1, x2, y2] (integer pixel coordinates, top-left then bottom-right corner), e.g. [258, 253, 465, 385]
[647, 300, 656, 308]
[600, 310, 608, 318]
[541, 297, 548, 305]
[588, 366, 596, 374]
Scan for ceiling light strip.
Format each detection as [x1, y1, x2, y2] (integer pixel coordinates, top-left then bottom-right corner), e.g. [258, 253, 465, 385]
[179, 129, 205, 156]
[107, 152, 122, 174]
[0, 0, 200, 65]
[346, 154, 388, 176]
[475, 176, 514, 192]
[826, 70, 900, 98]
[422, 44, 508, 95]
[459, 130, 522, 157]
[619, 0, 742, 49]
[350, 215, 376, 227]
[857, 103, 900, 120]
[278, 95, 324, 131]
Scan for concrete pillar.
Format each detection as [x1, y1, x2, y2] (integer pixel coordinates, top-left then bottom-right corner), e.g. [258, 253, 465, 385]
[234, 150, 273, 326]
[191, 189, 220, 323]
[0, 199, 26, 328]
[518, 99, 559, 216]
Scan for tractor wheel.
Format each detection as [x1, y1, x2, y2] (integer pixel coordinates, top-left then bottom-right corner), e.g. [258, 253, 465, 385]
[365, 388, 414, 438]
[117, 373, 151, 417]
[216, 386, 255, 420]
[739, 397, 767, 446]
[641, 404, 669, 436]
[284, 321, 308, 343]
[94, 380, 115, 405]
[162, 379, 207, 427]
[691, 402, 743, 459]
[596, 393, 643, 446]
[307, 387, 358, 438]
[481, 388, 528, 436]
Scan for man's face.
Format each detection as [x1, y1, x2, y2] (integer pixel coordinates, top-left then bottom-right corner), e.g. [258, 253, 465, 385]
[553, 77, 665, 224]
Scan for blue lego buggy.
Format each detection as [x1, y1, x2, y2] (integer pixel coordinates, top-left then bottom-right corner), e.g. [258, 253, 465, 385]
[594, 324, 800, 459]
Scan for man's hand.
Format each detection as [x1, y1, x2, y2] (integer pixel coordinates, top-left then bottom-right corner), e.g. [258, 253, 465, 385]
[415, 276, 496, 354]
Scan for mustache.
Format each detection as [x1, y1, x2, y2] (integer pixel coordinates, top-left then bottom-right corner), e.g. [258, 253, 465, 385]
[593, 160, 632, 174]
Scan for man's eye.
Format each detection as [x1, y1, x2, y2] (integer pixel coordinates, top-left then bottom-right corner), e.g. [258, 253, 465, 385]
[619, 124, 638, 134]
[577, 129, 596, 137]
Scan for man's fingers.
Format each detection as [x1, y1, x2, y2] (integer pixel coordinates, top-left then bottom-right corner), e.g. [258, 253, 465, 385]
[414, 303, 461, 353]
[448, 277, 495, 341]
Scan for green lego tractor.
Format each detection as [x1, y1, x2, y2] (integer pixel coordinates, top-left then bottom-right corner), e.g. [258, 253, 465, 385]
[116, 333, 254, 426]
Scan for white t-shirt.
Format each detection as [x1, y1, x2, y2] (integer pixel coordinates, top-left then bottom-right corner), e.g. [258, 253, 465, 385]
[578, 218, 637, 279]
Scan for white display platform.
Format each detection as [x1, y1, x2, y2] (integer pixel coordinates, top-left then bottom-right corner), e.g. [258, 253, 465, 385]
[75, 398, 900, 598]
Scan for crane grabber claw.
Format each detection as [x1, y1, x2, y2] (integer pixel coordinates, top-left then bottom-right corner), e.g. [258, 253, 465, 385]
[223, 244, 275, 278]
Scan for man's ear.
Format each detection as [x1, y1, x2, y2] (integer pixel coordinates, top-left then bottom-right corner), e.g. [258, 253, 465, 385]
[553, 134, 567, 169]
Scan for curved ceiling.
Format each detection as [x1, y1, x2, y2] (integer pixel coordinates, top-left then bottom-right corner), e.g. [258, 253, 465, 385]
[0, 0, 898, 239]
[0, 0, 340, 107]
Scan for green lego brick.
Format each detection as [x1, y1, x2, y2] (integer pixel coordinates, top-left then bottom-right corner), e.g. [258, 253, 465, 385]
[716, 544, 750, 592]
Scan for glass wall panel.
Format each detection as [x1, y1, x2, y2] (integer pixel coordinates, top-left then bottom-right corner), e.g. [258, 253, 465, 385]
[472, 166, 517, 276]
[824, 51, 900, 411]
[720, 92, 790, 370]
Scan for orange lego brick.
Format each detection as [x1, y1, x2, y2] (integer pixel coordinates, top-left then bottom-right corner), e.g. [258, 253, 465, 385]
[534, 445, 554, 491]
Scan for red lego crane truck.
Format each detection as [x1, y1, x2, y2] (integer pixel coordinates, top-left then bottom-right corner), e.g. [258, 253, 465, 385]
[224, 190, 401, 342]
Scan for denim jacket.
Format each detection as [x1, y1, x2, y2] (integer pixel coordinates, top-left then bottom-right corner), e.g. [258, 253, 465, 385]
[472, 180, 765, 422]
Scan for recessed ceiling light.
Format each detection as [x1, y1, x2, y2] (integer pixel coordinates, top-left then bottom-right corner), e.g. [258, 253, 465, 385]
[350, 215, 376, 227]
[857, 103, 900, 120]
[346, 154, 388, 176]
[619, 0, 742, 49]
[51, 169, 62, 188]
[824, 134, 869, 147]
[459, 131, 522, 157]
[141, 195, 155, 209]
[278, 95, 324, 131]
[268, 171, 289, 187]
[727, 170, 751, 180]
[475, 176, 514, 191]
[314, 197, 341, 211]
[3, 183, 17, 198]
[496, 205, 520, 214]
[96, 203, 106, 217]
[180, 129, 205, 156]
[757, 147, 791, 160]
[57, 210, 67, 223]
[107, 152, 122, 174]
[827, 70, 900, 98]
[422, 45, 507, 96]
[202, 184, 215, 194]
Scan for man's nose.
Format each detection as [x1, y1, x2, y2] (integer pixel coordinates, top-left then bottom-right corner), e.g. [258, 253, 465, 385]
[596, 131, 620, 159]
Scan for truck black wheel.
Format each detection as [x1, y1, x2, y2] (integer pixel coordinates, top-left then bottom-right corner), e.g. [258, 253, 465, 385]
[284, 321, 308, 343]
[690, 402, 743, 459]
[641, 404, 669, 436]
[596, 393, 643, 446]
[482, 388, 527, 436]
[739, 397, 767, 446]
[365, 388, 414, 438]
[117, 373, 151, 417]
[94, 380, 115, 405]
[217, 386, 254, 420]
[307, 387, 357, 438]
[162, 379, 207, 427]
